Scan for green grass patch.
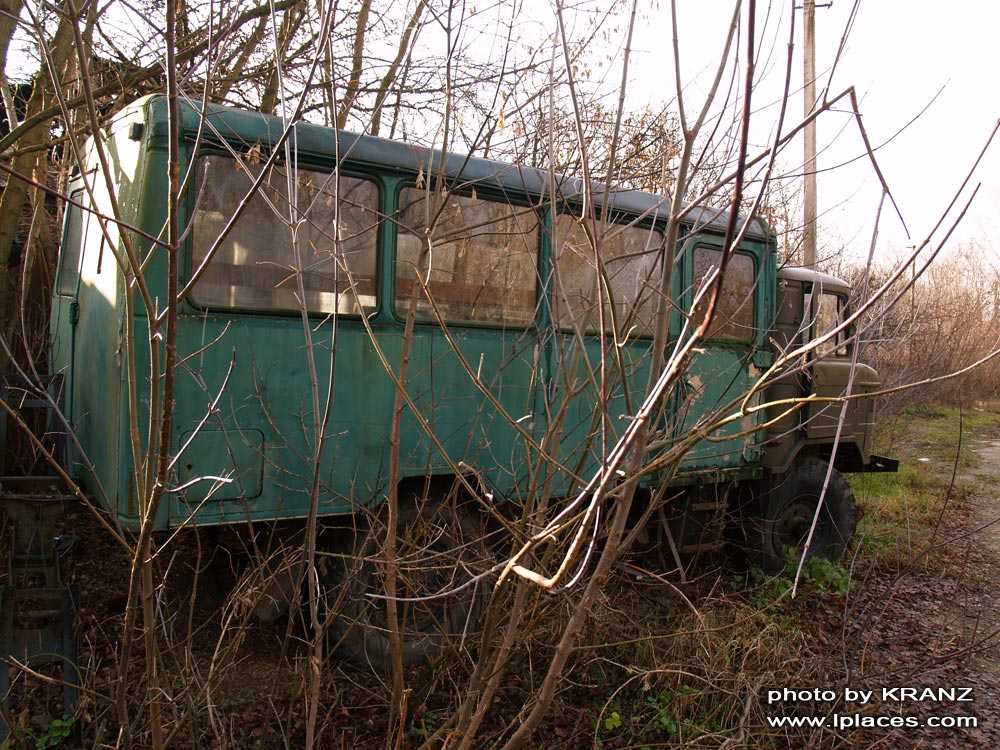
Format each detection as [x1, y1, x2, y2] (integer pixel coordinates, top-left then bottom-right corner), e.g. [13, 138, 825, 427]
[883, 403, 1000, 465]
[853, 402, 1000, 560]
[854, 463, 952, 527]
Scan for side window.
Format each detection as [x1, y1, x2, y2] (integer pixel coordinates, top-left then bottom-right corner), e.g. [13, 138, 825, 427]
[394, 186, 539, 326]
[815, 292, 849, 356]
[56, 193, 86, 297]
[691, 247, 756, 341]
[191, 155, 379, 315]
[553, 214, 663, 336]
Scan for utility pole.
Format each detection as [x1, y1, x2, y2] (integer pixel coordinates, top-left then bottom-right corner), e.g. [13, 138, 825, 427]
[802, 0, 818, 269]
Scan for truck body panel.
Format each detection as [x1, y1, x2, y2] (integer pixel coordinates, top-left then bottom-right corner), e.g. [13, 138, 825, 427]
[50, 96, 884, 535]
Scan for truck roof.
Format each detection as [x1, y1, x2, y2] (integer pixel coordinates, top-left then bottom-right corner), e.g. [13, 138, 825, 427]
[128, 94, 774, 243]
[777, 265, 853, 295]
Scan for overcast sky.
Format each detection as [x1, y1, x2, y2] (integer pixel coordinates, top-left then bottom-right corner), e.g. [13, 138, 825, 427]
[5, 1, 994, 266]
[623, 1, 999, 263]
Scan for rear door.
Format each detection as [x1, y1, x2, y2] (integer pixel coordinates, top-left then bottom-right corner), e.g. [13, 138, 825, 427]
[391, 184, 542, 495]
[676, 241, 764, 471]
[50, 189, 86, 407]
[546, 214, 663, 493]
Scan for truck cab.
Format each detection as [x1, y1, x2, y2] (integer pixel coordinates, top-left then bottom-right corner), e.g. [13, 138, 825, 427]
[739, 266, 896, 573]
[764, 266, 895, 475]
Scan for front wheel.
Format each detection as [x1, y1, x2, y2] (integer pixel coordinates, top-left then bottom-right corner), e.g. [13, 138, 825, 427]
[748, 457, 857, 574]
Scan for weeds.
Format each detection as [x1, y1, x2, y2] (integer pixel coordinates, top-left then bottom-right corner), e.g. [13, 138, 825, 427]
[9, 714, 75, 750]
[5, 405, 985, 750]
[578, 405, 1000, 750]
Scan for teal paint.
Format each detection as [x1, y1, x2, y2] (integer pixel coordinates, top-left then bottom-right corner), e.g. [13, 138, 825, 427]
[50, 96, 812, 532]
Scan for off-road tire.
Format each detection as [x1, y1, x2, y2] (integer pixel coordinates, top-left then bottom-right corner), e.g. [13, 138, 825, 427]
[748, 457, 857, 574]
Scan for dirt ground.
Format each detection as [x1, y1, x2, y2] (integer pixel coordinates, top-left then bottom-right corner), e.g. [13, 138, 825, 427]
[835, 430, 1000, 749]
[951, 437, 1000, 742]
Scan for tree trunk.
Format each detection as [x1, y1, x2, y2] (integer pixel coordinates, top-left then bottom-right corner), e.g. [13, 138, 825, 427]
[259, 1, 305, 115]
[336, 0, 371, 128]
[0, 0, 23, 72]
[0, 2, 77, 373]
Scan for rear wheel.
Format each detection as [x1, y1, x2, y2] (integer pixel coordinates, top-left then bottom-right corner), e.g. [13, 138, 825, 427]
[324, 494, 488, 670]
[749, 457, 857, 574]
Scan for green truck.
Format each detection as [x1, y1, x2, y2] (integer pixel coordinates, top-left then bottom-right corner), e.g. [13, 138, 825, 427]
[49, 96, 894, 665]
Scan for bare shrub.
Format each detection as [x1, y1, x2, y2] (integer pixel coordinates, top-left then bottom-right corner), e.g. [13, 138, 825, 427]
[848, 244, 1000, 414]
